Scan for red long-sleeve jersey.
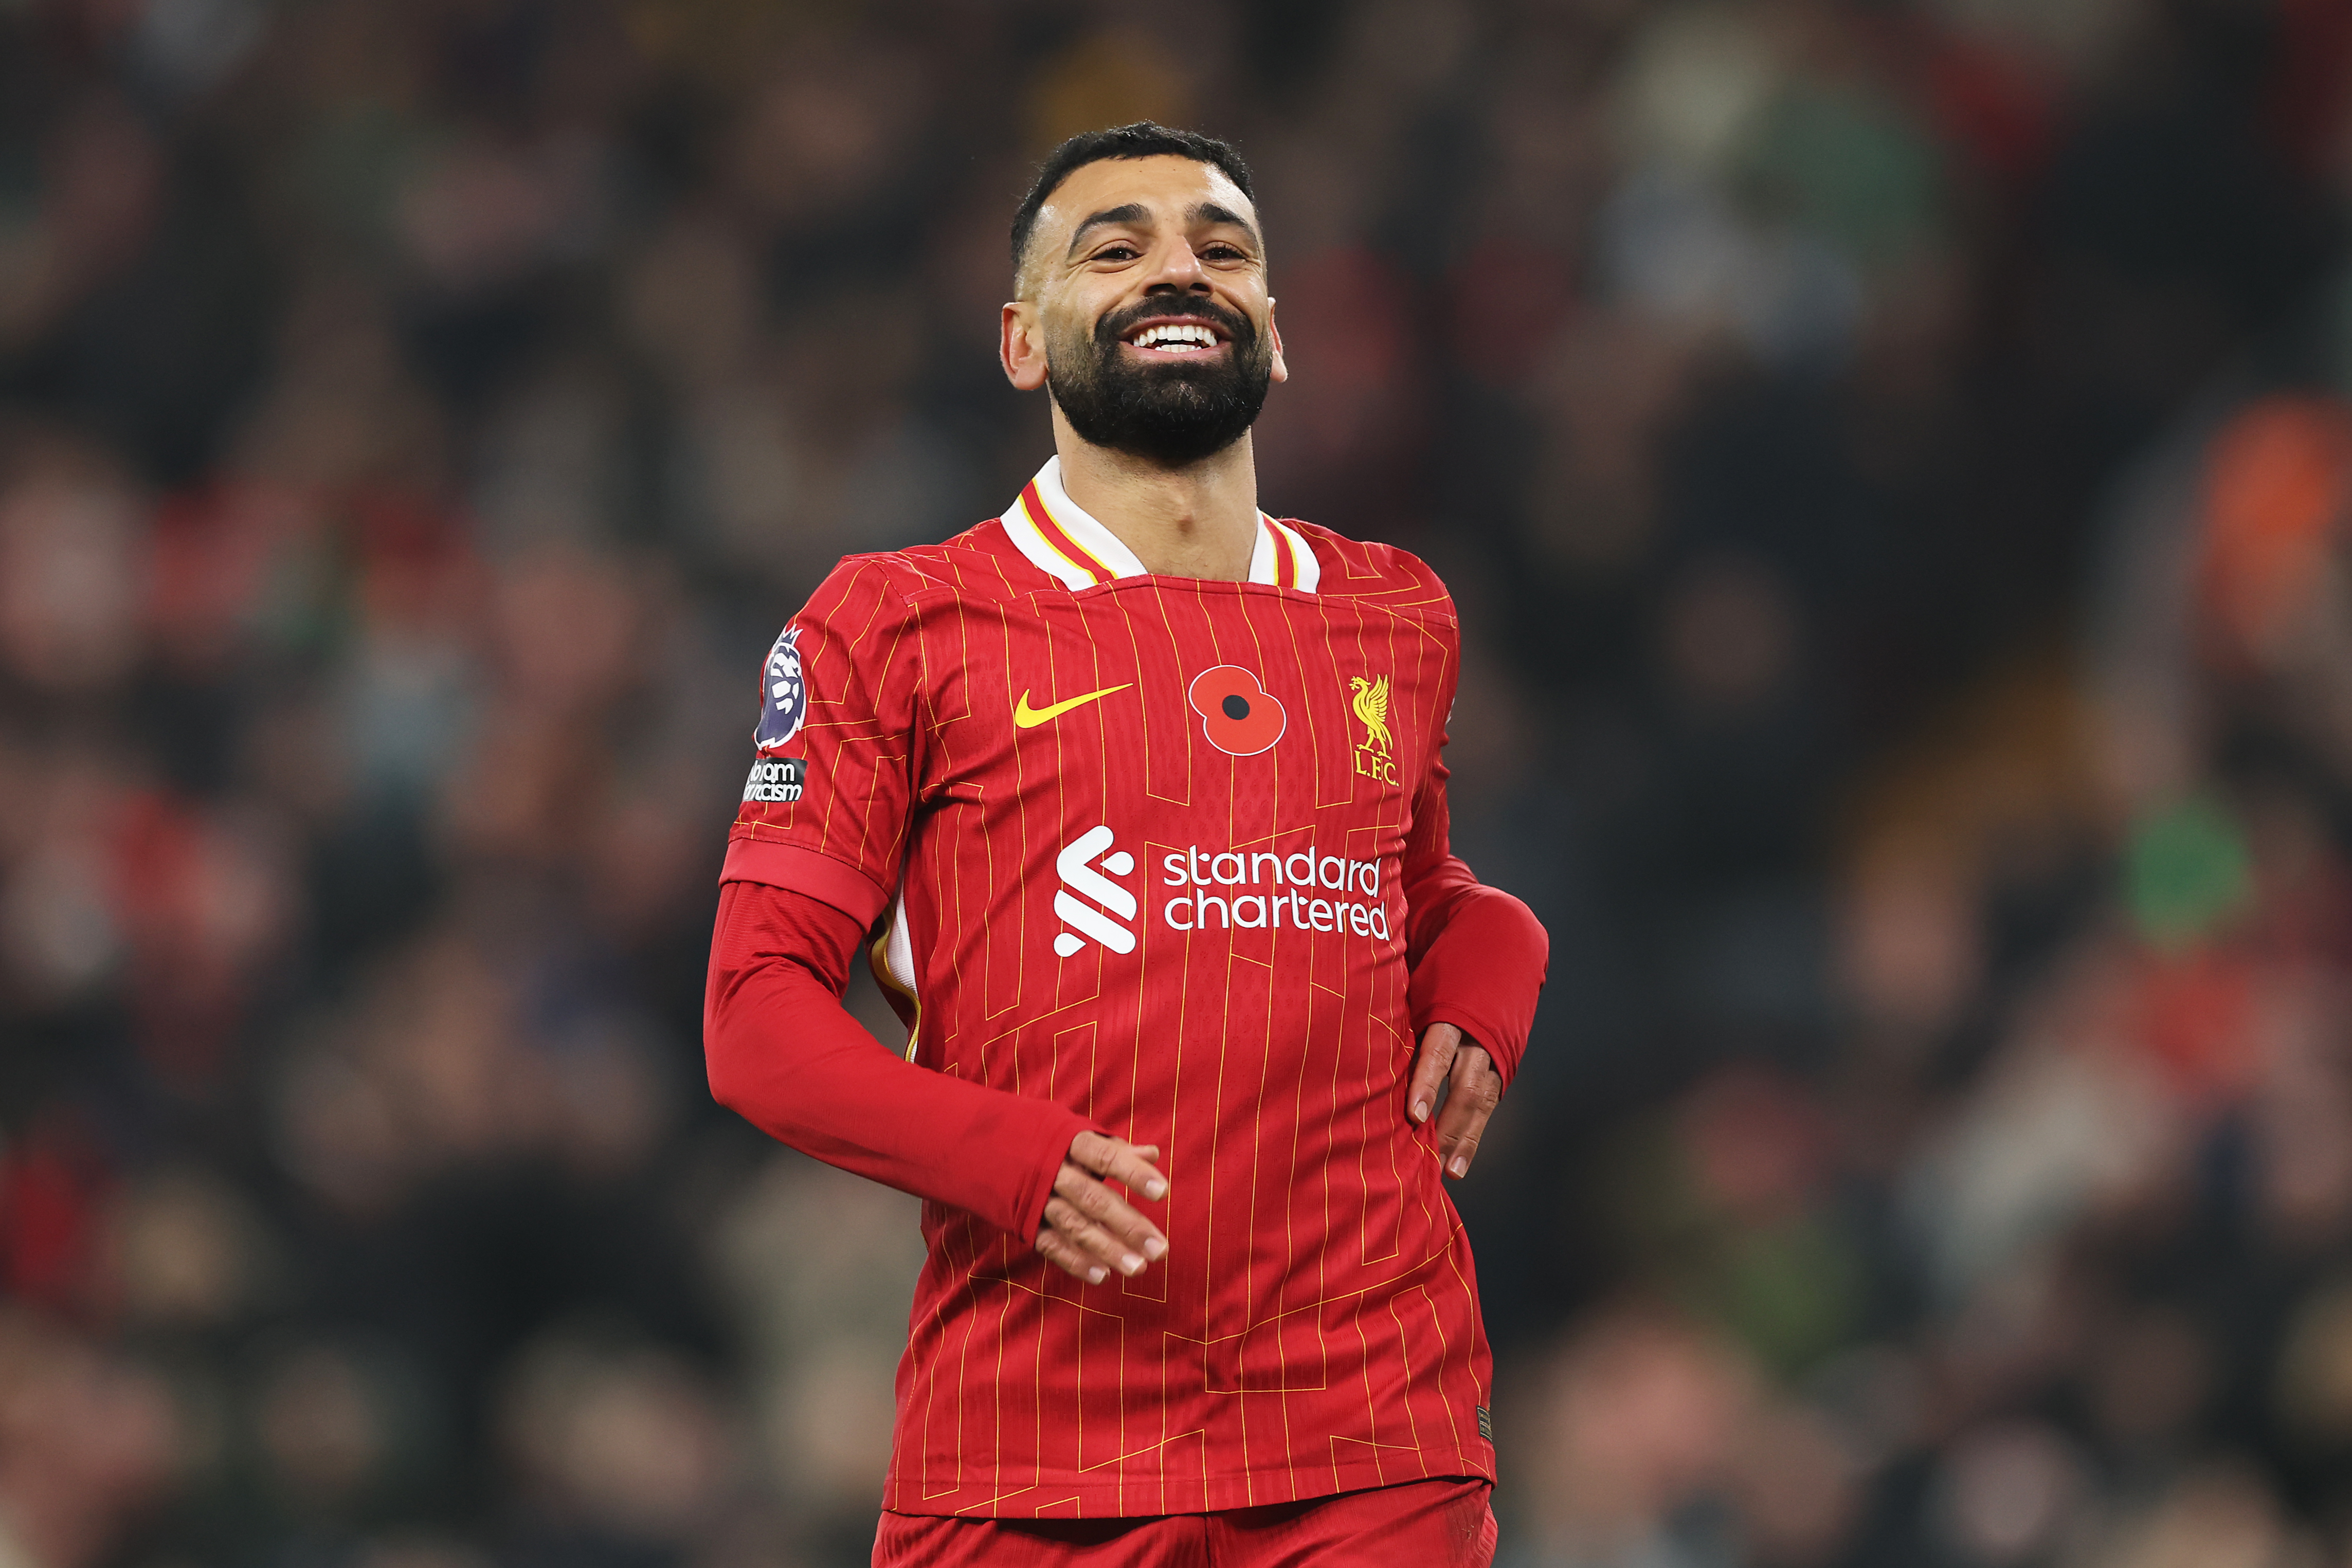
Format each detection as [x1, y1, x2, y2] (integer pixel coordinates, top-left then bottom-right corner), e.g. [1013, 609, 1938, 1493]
[705, 459, 1547, 1518]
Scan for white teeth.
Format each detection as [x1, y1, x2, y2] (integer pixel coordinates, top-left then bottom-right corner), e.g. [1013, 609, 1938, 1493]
[1132, 323, 1218, 349]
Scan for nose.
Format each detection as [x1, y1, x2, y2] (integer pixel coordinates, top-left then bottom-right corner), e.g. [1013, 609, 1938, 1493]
[1141, 237, 1213, 295]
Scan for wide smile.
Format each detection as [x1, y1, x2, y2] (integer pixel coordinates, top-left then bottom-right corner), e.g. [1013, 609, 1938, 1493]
[1119, 317, 1231, 359]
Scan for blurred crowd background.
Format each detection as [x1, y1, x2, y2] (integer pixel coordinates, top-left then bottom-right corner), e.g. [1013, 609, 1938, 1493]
[6, 0, 2352, 1564]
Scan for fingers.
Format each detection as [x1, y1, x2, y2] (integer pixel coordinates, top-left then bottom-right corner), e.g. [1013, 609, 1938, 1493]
[1435, 1045, 1500, 1179]
[1040, 1132, 1170, 1285]
[1051, 1161, 1168, 1251]
[1036, 1222, 1112, 1284]
[1037, 1181, 1166, 1282]
[1408, 1023, 1462, 1124]
[1039, 1192, 1162, 1282]
[1070, 1130, 1169, 1201]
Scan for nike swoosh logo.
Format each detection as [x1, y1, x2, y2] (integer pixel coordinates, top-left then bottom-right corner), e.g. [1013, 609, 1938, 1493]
[1015, 683, 1133, 728]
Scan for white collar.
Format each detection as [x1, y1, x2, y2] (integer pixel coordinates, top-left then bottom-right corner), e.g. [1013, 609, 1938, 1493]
[999, 457, 1319, 593]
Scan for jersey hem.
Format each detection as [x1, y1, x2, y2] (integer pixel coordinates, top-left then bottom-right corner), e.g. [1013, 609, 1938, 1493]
[879, 1446, 1497, 1519]
[719, 834, 890, 928]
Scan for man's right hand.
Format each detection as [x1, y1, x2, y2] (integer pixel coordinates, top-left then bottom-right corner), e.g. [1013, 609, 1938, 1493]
[1037, 1132, 1168, 1285]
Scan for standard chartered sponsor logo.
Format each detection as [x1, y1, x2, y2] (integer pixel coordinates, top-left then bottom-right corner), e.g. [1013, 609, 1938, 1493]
[1053, 828, 1395, 954]
[1053, 825, 1137, 957]
[1160, 845, 1391, 939]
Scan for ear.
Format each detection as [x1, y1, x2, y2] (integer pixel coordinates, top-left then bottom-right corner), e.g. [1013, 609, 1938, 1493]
[1001, 300, 1050, 392]
[1267, 299, 1287, 385]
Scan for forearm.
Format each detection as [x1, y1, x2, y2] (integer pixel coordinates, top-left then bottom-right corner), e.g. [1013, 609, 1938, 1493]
[703, 882, 1090, 1237]
[1403, 858, 1548, 1086]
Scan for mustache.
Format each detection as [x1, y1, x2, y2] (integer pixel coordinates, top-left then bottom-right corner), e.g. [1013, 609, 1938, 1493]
[1048, 289, 1274, 466]
[1092, 295, 1256, 353]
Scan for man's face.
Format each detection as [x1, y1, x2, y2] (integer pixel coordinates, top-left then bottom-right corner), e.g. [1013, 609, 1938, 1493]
[1005, 155, 1284, 468]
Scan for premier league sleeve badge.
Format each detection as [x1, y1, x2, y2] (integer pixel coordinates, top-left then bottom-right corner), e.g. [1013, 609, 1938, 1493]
[753, 625, 807, 752]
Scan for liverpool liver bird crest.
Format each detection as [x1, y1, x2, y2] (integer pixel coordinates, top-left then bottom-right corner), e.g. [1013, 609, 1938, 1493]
[1348, 674, 1393, 758]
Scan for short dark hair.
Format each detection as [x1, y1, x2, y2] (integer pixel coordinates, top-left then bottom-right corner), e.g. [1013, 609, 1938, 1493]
[1009, 122, 1255, 281]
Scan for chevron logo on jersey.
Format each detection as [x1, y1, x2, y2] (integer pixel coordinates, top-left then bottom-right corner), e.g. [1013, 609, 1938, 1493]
[1053, 825, 1136, 957]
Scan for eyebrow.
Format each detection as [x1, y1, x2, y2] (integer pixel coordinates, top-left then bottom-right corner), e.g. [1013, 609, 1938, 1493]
[1065, 204, 1150, 258]
[1191, 202, 1261, 247]
[1064, 200, 1263, 259]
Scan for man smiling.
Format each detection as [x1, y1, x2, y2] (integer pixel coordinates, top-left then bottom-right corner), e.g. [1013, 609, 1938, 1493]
[704, 123, 1548, 1566]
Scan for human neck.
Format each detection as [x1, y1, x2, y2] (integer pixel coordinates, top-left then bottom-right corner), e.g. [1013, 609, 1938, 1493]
[1050, 416, 1260, 581]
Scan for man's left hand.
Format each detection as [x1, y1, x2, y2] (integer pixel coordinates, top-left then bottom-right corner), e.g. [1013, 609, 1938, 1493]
[1406, 1023, 1499, 1179]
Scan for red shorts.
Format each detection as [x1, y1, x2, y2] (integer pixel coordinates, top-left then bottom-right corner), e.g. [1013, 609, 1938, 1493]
[871, 1478, 1496, 1567]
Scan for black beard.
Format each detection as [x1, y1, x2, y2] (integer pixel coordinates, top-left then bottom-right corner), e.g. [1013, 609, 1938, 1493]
[1045, 296, 1273, 467]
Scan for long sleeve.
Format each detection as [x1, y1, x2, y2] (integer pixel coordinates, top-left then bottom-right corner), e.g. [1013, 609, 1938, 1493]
[1399, 724, 1549, 1087]
[703, 879, 1095, 1238]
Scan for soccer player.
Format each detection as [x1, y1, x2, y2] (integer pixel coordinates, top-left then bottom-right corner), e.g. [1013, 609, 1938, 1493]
[704, 122, 1548, 1566]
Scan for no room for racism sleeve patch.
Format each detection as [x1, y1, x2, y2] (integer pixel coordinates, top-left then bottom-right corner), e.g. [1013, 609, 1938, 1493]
[1187, 664, 1286, 756]
[742, 755, 805, 804]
